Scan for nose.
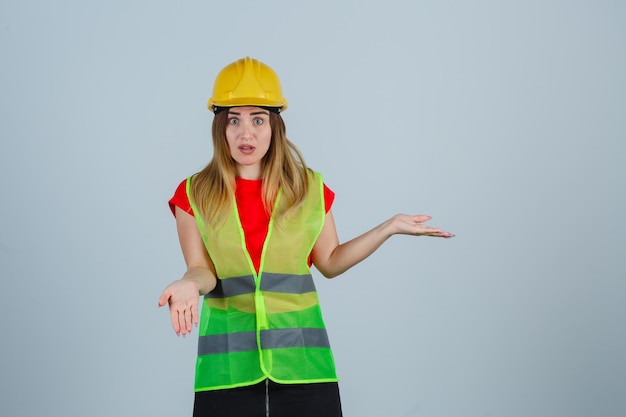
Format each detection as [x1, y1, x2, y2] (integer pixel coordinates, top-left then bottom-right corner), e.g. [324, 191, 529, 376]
[241, 120, 254, 137]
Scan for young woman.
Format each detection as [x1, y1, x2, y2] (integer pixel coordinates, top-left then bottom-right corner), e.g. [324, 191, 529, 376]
[158, 57, 454, 417]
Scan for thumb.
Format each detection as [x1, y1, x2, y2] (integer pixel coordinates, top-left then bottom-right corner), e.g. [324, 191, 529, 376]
[412, 214, 432, 223]
[158, 290, 171, 307]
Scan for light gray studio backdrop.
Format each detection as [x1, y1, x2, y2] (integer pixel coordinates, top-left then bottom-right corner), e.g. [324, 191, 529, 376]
[1, 1, 624, 416]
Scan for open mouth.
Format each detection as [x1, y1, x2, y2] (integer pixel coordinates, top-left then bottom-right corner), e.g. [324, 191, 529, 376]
[239, 145, 256, 153]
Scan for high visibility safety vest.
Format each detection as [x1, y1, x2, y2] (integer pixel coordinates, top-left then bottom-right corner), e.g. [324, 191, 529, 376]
[187, 171, 338, 392]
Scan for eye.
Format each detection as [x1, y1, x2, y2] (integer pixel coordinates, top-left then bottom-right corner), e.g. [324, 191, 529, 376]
[253, 117, 264, 125]
[228, 117, 239, 125]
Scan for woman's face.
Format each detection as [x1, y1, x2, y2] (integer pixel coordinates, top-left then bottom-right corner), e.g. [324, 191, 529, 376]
[225, 106, 272, 179]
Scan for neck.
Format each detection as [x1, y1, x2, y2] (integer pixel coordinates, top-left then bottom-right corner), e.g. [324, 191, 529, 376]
[236, 165, 262, 180]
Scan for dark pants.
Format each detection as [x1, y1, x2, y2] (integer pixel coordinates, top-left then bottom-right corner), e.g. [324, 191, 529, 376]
[193, 380, 343, 417]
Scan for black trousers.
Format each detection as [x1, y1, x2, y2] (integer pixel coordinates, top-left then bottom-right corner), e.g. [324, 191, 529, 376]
[193, 380, 343, 417]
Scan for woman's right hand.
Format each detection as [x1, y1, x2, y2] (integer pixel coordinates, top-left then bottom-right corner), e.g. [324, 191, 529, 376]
[158, 279, 200, 336]
[160, 207, 217, 336]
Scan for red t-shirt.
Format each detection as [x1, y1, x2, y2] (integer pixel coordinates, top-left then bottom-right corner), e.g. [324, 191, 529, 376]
[169, 177, 335, 273]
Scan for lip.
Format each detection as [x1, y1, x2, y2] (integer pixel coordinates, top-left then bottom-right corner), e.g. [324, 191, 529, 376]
[238, 144, 256, 154]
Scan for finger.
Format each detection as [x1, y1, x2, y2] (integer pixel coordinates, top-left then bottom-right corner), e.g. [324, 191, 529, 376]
[411, 215, 432, 224]
[414, 226, 444, 237]
[178, 307, 188, 336]
[170, 308, 181, 336]
[192, 302, 199, 327]
[184, 307, 193, 334]
[430, 229, 455, 238]
[158, 291, 171, 307]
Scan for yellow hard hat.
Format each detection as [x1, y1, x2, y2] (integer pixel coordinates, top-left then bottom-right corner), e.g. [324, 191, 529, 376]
[207, 57, 288, 113]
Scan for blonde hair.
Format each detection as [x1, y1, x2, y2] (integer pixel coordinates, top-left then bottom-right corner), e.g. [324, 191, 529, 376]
[190, 110, 310, 226]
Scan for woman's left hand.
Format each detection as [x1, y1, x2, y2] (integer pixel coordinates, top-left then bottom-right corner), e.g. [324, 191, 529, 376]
[387, 214, 454, 238]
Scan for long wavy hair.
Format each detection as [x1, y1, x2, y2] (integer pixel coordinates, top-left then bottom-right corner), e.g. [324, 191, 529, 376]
[190, 110, 310, 227]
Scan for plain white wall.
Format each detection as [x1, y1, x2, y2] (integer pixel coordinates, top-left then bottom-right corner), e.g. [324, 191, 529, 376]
[1, 1, 624, 416]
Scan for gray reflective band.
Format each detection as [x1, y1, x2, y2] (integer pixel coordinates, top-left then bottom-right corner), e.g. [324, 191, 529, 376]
[205, 275, 255, 298]
[198, 328, 330, 355]
[260, 273, 317, 294]
[260, 327, 330, 350]
[198, 331, 257, 355]
[205, 273, 316, 298]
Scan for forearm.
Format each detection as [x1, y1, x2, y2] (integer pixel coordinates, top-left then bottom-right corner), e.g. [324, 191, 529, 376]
[182, 266, 217, 295]
[320, 219, 394, 278]
[313, 212, 452, 278]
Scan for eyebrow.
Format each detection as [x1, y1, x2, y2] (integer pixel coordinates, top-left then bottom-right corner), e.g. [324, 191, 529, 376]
[228, 110, 270, 116]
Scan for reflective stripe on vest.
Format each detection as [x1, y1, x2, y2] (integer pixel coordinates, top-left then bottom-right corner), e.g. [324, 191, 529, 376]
[198, 328, 331, 355]
[205, 273, 318, 298]
[188, 171, 338, 392]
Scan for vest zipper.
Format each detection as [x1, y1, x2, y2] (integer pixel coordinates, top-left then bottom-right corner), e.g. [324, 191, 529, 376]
[265, 378, 270, 417]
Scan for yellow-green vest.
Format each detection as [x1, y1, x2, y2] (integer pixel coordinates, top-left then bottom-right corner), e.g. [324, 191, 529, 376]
[187, 171, 338, 392]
